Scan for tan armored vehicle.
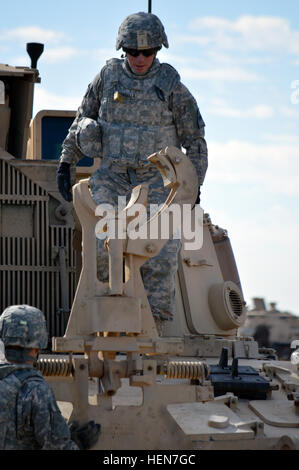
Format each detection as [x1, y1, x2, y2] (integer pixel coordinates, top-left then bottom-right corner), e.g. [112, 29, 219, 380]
[1, 45, 298, 451]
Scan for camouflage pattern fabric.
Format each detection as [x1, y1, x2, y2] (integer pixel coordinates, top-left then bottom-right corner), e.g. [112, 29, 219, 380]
[116, 11, 169, 50]
[60, 55, 208, 320]
[75, 117, 102, 158]
[0, 361, 79, 450]
[60, 58, 208, 184]
[97, 59, 181, 166]
[0, 305, 48, 349]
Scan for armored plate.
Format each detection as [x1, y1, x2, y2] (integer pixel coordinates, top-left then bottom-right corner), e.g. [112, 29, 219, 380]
[249, 400, 299, 427]
[167, 402, 255, 441]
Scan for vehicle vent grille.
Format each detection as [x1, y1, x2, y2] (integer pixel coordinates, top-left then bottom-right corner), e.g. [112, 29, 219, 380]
[229, 290, 243, 317]
[0, 160, 76, 341]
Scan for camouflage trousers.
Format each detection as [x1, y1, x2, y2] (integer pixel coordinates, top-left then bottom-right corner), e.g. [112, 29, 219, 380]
[89, 161, 180, 321]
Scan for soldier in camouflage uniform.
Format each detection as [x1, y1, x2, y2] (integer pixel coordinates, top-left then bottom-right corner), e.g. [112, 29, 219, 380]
[0, 305, 100, 450]
[57, 12, 208, 326]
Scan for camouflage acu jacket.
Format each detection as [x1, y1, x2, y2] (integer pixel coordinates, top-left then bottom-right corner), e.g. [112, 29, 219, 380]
[0, 361, 78, 450]
[61, 58, 208, 185]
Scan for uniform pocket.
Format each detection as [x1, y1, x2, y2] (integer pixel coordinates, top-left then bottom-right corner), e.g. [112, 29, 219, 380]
[138, 127, 157, 162]
[156, 125, 180, 153]
[121, 126, 140, 164]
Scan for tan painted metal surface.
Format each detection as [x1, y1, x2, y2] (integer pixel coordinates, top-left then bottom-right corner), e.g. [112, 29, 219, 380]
[1, 59, 298, 451]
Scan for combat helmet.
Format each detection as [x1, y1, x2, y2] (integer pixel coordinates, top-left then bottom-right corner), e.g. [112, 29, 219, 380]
[75, 117, 102, 158]
[0, 305, 48, 361]
[116, 12, 169, 51]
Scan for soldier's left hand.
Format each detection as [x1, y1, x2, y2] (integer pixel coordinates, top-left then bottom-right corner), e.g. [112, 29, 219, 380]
[56, 162, 73, 202]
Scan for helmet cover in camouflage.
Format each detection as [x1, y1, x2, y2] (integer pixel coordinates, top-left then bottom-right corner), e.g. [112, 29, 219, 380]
[116, 12, 169, 50]
[75, 117, 102, 158]
[0, 305, 48, 349]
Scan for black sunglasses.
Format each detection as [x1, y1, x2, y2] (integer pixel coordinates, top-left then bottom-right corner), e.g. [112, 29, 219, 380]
[123, 48, 158, 57]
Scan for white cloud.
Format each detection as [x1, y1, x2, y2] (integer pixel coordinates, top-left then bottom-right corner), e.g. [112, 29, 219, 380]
[159, 49, 263, 83]
[42, 46, 117, 65]
[33, 87, 80, 115]
[207, 140, 299, 195]
[205, 50, 274, 65]
[262, 133, 299, 144]
[212, 203, 299, 316]
[93, 48, 119, 61]
[180, 66, 260, 82]
[0, 26, 67, 44]
[236, 16, 299, 54]
[43, 46, 77, 63]
[205, 144, 299, 315]
[185, 15, 299, 55]
[6, 55, 29, 67]
[158, 50, 203, 66]
[281, 105, 299, 118]
[209, 103, 274, 119]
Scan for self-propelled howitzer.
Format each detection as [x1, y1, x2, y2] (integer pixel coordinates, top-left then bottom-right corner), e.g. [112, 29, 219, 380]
[1, 44, 298, 451]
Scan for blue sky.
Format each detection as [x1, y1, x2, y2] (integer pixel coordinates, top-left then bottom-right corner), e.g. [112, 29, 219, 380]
[1, 0, 299, 316]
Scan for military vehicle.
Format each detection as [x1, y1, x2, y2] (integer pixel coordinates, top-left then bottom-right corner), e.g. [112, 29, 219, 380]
[0, 41, 298, 451]
[239, 298, 299, 360]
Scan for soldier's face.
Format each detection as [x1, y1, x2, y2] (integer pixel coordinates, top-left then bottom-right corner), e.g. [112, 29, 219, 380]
[126, 51, 156, 74]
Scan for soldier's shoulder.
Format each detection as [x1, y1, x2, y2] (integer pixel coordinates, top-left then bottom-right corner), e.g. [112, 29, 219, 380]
[89, 59, 122, 86]
[159, 63, 194, 94]
[159, 62, 180, 81]
[103, 58, 124, 74]
[156, 63, 181, 94]
[19, 369, 51, 396]
[160, 62, 180, 75]
[20, 376, 59, 414]
[97, 58, 123, 82]
[105, 57, 123, 67]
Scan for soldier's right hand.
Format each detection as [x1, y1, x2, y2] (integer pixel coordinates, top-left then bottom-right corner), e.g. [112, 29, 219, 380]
[56, 162, 73, 202]
[69, 420, 101, 450]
